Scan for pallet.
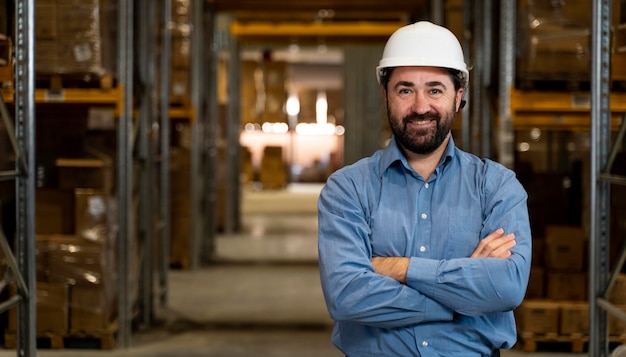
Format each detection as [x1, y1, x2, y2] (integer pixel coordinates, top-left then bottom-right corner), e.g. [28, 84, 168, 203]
[518, 332, 587, 353]
[4, 321, 118, 350]
[35, 72, 116, 90]
[518, 332, 626, 353]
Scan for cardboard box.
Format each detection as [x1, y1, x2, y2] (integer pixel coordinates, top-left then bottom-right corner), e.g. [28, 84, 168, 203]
[526, 267, 545, 299]
[8, 282, 69, 333]
[43, 234, 111, 288]
[611, 274, 626, 305]
[56, 156, 112, 192]
[74, 189, 111, 244]
[545, 225, 587, 272]
[609, 305, 626, 336]
[546, 272, 587, 301]
[35, 0, 104, 75]
[516, 299, 560, 334]
[70, 285, 115, 332]
[0, 35, 12, 84]
[559, 301, 589, 335]
[519, 26, 591, 79]
[171, 35, 190, 69]
[36, 188, 75, 235]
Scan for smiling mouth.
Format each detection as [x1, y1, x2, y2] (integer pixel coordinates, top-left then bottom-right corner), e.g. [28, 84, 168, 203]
[406, 118, 436, 127]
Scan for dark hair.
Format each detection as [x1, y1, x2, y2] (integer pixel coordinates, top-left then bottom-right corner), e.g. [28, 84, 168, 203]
[379, 67, 464, 92]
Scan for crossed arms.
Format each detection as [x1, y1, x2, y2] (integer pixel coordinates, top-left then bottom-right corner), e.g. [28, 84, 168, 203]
[372, 228, 516, 284]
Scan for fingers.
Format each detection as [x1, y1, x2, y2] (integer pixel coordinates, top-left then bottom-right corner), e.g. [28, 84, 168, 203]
[470, 228, 516, 258]
[488, 234, 516, 258]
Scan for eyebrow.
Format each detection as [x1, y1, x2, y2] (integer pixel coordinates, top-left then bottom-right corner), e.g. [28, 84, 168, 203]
[394, 80, 448, 90]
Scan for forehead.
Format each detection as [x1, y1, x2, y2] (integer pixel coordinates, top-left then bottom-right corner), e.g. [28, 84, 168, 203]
[390, 66, 452, 86]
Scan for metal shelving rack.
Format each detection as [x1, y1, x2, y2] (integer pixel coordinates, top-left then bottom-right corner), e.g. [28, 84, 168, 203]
[589, 0, 623, 355]
[116, 0, 134, 348]
[498, 0, 623, 355]
[118, 0, 175, 346]
[158, 0, 173, 309]
[0, 0, 37, 356]
[0, 0, 213, 353]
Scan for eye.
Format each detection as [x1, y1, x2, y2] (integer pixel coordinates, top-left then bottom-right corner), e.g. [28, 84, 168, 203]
[398, 87, 412, 95]
[429, 88, 443, 95]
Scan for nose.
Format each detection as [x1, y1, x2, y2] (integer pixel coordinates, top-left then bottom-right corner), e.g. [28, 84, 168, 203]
[411, 91, 431, 115]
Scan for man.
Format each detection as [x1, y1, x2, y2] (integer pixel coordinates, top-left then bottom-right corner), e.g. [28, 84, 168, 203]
[317, 21, 531, 356]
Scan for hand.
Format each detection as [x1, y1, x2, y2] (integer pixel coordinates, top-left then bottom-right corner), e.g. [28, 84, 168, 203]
[470, 228, 516, 259]
[371, 256, 410, 283]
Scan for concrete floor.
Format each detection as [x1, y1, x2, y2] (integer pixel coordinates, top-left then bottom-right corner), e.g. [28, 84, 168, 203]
[0, 183, 606, 356]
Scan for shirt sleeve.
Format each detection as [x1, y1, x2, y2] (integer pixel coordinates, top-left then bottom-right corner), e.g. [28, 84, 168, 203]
[405, 166, 532, 316]
[318, 171, 454, 329]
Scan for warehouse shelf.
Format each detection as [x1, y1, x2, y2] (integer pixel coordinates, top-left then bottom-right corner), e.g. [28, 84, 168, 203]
[231, 21, 403, 43]
[0, 87, 122, 105]
[169, 105, 194, 121]
[3, 1, 37, 356]
[510, 88, 626, 131]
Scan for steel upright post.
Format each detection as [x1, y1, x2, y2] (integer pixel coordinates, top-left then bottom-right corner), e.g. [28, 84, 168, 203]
[14, 0, 36, 355]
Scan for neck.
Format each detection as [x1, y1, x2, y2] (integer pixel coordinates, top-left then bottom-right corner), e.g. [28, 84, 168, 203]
[402, 135, 450, 181]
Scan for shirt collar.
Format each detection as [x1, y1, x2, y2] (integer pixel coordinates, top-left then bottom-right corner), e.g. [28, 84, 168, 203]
[379, 135, 457, 178]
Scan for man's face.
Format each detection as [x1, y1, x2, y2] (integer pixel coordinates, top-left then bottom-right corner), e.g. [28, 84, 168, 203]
[384, 66, 464, 155]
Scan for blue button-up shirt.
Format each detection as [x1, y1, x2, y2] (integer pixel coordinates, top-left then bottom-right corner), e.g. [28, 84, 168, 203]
[318, 136, 532, 357]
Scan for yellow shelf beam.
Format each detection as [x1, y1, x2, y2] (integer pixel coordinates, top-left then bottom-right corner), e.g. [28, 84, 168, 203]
[510, 88, 626, 130]
[1, 87, 122, 105]
[231, 21, 403, 38]
[169, 106, 194, 120]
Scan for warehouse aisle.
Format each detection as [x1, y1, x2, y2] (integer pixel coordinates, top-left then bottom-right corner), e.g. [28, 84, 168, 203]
[0, 183, 591, 356]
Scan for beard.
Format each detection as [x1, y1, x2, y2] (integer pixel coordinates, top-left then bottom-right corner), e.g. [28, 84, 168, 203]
[387, 106, 456, 155]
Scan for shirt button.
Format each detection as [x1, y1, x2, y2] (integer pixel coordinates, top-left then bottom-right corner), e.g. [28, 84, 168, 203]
[424, 183, 429, 188]
[420, 246, 426, 252]
[421, 213, 427, 219]
[421, 341, 429, 347]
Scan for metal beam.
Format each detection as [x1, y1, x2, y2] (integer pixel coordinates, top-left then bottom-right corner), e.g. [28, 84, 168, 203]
[117, 0, 134, 348]
[589, 0, 613, 355]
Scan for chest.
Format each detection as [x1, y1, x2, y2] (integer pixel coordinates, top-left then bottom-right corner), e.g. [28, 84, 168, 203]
[369, 178, 484, 259]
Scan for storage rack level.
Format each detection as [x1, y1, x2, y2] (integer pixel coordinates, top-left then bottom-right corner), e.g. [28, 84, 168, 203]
[0, 87, 122, 108]
[510, 88, 626, 131]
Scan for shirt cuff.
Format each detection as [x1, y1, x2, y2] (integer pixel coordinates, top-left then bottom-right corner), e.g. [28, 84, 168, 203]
[406, 257, 439, 297]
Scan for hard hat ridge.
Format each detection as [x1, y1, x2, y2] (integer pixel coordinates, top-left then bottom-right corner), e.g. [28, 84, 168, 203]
[376, 21, 469, 88]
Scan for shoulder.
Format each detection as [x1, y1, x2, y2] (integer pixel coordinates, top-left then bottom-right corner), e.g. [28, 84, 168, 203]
[327, 150, 385, 184]
[453, 149, 526, 195]
[454, 148, 515, 177]
[320, 150, 385, 207]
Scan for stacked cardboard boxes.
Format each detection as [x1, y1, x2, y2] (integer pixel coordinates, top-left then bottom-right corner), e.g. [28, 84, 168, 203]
[35, 0, 116, 80]
[169, 146, 192, 268]
[5, 145, 120, 343]
[517, 0, 592, 84]
[517, 0, 626, 88]
[170, 0, 191, 105]
[6, 188, 117, 342]
[259, 146, 287, 190]
[240, 58, 288, 125]
[518, 224, 626, 340]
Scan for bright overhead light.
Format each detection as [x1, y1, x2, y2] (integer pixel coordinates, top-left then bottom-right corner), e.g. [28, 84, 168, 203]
[286, 94, 300, 116]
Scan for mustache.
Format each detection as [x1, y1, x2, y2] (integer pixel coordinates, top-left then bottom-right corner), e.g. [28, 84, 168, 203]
[403, 112, 440, 123]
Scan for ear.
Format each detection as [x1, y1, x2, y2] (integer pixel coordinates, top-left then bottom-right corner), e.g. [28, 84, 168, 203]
[455, 88, 465, 112]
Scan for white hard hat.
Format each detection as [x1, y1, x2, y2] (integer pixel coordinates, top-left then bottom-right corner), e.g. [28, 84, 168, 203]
[376, 21, 469, 88]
